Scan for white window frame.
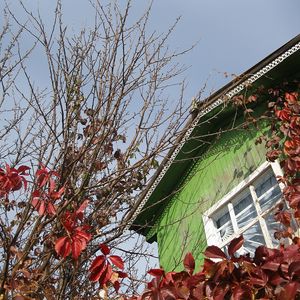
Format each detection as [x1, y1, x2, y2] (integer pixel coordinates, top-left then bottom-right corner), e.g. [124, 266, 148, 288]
[203, 160, 285, 251]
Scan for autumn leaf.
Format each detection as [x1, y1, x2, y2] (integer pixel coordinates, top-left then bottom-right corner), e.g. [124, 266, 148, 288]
[148, 268, 165, 277]
[109, 255, 124, 270]
[204, 246, 227, 259]
[183, 252, 195, 275]
[228, 235, 244, 257]
[99, 243, 110, 255]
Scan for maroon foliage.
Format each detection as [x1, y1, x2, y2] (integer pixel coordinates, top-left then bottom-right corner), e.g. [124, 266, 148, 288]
[0, 164, 29, 197]
[89, 244, 127, 292]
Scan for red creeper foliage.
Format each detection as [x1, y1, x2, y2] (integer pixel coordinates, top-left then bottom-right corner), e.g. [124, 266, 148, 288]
[89, 244, 127, 292]
[265, 89, 300, 239]
[125, 236, 300, 299]
[31, 164, 64, 216]
[0, 164, 29, 197]
[55, 201, 92, 260]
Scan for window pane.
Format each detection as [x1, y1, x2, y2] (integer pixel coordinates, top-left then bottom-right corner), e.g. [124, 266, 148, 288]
[265, 213, 281, 247]
[216, 211, 230, 228]
[217, 221, 234, 243]
[234, 193, 257, 229]
[215, 211, 234, 243]
[259, 186, 281, 211]
[206, 166, 284, 252]
[255, 172, 281, 211]
[255, 172, 275, 197]
[234, 193, 252, 215]
[242, 223, 265, 255]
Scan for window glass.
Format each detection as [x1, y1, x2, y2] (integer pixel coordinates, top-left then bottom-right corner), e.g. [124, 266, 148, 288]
[255, 171, 276, 197]
[255, 172, 281, 211]
[242, 223, 265, 255]
[236, 205, 257, 229]
[259, 185, 281, 212]
[265, 213, 281, 247]
[215, 210, 230, 228]
[216, 221, 234, 243]
[205, 164, 284, 254]
[234, 193, 252, 215]
[234, 193, 257, 229]
[214, 210, 233, 242]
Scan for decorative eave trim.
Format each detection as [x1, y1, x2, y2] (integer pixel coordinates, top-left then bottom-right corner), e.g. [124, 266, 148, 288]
[126, 39, 300, 233]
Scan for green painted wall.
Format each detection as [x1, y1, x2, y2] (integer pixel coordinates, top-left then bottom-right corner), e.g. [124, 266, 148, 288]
[155, 122, 267, 271]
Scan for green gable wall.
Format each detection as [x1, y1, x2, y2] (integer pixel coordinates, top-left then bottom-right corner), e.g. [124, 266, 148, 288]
[154, 121, 267, 271]
[131, 39, 300, 239]
[130, 37, 300, 271]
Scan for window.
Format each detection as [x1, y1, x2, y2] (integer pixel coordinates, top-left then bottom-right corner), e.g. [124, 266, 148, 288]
[203, 161, 284, 256]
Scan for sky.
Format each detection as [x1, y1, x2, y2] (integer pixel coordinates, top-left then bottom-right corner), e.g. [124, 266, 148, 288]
[1, 0, 300, 273]
[146, 0, 300, 99]
[3, 0, 300, 103]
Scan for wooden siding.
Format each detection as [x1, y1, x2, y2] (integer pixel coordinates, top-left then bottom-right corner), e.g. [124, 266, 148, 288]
[154, 123, 268, 271]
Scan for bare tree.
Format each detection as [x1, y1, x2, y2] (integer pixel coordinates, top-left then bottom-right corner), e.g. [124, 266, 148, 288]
[0, 0, 192, 298]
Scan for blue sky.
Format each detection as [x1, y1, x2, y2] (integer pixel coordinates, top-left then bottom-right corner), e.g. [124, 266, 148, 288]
[146, 0, 300, 99]
[3, 0, 300, 103]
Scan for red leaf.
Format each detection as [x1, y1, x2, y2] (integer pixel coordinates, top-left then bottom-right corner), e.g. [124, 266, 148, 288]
[38, 201, 46, 216]
[163, 288, 180, 299]
[289, 192, 300, 207]
[232, 288, 244, 300]
[99, 243, 110, 255]
[269, 273, 285, 286]
[117, 271, 128, 278]
[262, 261, 280, 272]
[275, 210, 291, 226]
[277, 282, 299, 300]
[0, 164, 29, 195]
[191, 285, 205, 299]
[47, 202, 56, 215]
[183, 252, 195, 274]
[285, 92, 298, 104]
[189, 272, 205, 285]
[13, 295, 28, 300]
[17, 165, 30, 174]
[89, 256, 105, 272]
[32, 198, 45, 216]
[148, 268, 165, 277]
[288, 261, 300, 276]
[50, 186, 65, 200]
[213, 285, 229, 300]
[55, 237, 71, 258]
[204, 246, 227, 259]
[250, 276, 267, 287]
[77, 199, 89, 214]
[249, 268, 268, 286]
[228, 235, 244, 257]
[109, 255, 124, 270]
[72, 238, 83, 260]
[254, 246, 277, 262]
[75, 228, 92, 241]
[99, 263, 113, 287]
[202, 258, 218, 277]
[113, 281, 120, 293]
[90, 263, 107, 282]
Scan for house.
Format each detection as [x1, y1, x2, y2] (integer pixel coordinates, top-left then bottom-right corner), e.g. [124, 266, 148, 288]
[129, 34, 300, 271]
